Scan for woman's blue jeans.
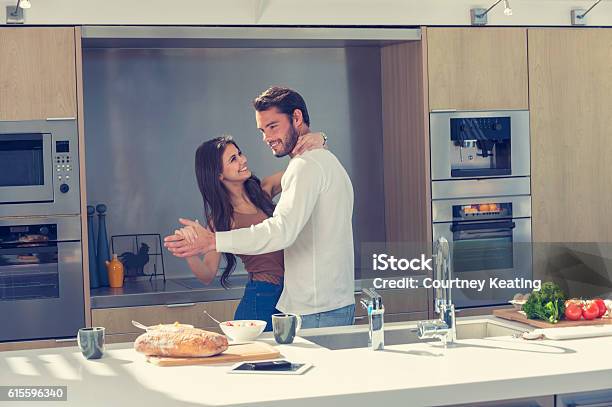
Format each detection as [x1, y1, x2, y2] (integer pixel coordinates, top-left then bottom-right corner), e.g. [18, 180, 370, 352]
[234, 279, 282, 332]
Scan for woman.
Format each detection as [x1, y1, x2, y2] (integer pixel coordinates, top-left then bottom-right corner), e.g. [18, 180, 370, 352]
[175, 133, 325, 330]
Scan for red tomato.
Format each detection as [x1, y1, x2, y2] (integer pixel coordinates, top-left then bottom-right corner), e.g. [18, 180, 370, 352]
[593, 298, 607, 317]
[564, 303, 582, 321]
[565, 298, 584, 309]
[582, 302, 600, 320]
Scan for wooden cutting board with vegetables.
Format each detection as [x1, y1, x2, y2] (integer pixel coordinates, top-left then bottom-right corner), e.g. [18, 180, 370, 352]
[495, 282, 612, 328]
[493, 308, 612, 328]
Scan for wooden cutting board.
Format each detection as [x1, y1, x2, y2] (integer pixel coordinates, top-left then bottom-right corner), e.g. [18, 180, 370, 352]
[145, 341, 281, 367]
[493, 308, 612, 328]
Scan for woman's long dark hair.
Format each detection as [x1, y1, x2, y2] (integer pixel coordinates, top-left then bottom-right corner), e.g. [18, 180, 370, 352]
[195, 135, 275, 288]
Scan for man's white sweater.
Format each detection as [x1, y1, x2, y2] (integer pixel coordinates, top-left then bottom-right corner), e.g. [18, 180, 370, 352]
[216, 149, 355, 315]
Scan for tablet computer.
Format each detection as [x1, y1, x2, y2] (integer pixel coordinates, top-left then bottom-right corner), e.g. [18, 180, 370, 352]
[228, 360, 312, 375]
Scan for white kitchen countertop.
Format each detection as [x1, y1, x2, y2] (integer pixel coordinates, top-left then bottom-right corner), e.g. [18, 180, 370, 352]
[1, 317, 612, 407]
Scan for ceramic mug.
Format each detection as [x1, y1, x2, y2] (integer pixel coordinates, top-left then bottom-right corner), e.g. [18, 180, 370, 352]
[272, 313, 302, 344]
[77, 327, 105, 359]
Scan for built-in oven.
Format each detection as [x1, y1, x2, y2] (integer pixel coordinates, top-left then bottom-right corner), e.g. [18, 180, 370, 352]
[0, 119, 79, 217]
[0, 216, 84, 342]
[430, 109, 532, 308]
[432, 194, 532, 308]
[430, 110, 530, 181]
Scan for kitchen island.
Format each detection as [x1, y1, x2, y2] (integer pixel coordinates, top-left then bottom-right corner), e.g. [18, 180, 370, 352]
[1, 316, 611, 407]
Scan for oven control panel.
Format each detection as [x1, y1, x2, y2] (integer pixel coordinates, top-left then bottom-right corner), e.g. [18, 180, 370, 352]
[451, 117, 511, 141]
[55, 140, 73, 194]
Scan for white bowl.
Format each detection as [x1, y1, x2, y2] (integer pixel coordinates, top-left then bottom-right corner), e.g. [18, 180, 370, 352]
[219, 320, 266, 342]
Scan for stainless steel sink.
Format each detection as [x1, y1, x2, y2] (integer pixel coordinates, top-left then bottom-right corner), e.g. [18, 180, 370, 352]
[302, 318, 527, 350]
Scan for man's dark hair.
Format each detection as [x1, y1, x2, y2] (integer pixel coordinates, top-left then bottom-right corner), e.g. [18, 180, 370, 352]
[252, 86, 310, 126]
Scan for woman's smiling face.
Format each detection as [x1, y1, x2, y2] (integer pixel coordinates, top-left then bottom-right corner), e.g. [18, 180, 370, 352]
[219, 143, 251, 183]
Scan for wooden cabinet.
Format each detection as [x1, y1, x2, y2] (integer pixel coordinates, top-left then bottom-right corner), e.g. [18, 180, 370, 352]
[528, 28, 612, 296]
[91, 300, 240, 343]
[0, 27, 77, 121]
[529, 28, 612, 243]
[427, 27, 528, 111]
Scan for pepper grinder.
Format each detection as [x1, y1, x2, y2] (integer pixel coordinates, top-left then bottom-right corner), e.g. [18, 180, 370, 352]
[87, 205, 99, 288]
[96, 204, 110, 287]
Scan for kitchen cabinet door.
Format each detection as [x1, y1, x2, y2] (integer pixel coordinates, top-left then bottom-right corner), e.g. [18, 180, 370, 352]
[529, 28, 612, 296]
[0, 27, 77, 121]
[529, 28, 612, 243]
[427, 27, 528, 111]
[91, 300, 240, 339]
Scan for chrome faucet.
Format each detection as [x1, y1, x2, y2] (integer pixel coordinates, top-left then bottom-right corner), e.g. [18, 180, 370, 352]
[360, 288, 384, 351]
[416, 237, 457, 346]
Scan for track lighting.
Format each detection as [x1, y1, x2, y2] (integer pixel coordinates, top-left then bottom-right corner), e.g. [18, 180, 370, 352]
[470, 0, 513, 25]
[571, 0, 603, 25]
[6, 0, 31, 24]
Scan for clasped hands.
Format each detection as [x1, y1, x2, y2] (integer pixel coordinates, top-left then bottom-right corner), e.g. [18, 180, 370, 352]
[164, 218, 216, 258]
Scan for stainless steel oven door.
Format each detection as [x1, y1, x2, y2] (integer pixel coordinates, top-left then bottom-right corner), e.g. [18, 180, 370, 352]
[0, 216, 84, 342]
[432, 217, 532, 308]
[0, 133, 53, 204]
[430, 110, 530, 181]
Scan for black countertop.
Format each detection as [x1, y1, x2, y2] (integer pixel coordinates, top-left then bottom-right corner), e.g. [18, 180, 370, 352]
[90, 275, 248, 309]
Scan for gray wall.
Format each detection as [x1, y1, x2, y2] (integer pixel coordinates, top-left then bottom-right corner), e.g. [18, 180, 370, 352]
[83, 46, 386, 278]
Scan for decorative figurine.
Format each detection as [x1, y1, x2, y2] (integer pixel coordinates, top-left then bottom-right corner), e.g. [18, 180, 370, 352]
[119, 243, 150, 277]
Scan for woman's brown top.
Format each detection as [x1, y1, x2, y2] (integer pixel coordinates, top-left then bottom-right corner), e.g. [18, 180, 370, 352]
[232, 209, 284, 286]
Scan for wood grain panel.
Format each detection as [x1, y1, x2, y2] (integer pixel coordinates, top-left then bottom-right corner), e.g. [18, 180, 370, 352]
[91, 300, 240, 335]
[0, 27, 77, 120]
[427, 27, 528, 111]
[73, 27, 91, 328]
[381, 36, 431, 245]
[529, 29, 612, 297]
[381, 30, 433, 318]
[529, 28, 612, 244]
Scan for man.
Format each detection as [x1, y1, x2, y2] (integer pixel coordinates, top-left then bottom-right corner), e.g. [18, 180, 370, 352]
[166, 86, 355, 328]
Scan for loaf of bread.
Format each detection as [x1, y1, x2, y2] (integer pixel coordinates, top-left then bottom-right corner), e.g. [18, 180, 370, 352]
[134, 326, 228, 357]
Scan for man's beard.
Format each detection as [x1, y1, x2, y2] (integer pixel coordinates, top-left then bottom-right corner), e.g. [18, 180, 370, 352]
[274, 125, 299, 158]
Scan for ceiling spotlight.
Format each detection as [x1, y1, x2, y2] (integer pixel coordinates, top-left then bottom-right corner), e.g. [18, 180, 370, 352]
[503, 0, 513, 16]
[571, 0, 602, 26]
[6, 0, 31, 24]
[470, 0, 513, 25]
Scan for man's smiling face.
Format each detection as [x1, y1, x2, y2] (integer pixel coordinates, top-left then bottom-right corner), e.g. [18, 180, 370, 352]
[256, 107, 299, 158]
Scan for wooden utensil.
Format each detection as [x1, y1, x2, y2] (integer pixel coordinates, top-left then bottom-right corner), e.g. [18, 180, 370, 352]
[145, 341, 281, 367]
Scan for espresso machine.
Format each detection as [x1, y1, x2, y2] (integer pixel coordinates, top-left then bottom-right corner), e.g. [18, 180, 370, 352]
[449, 116, 512, 178]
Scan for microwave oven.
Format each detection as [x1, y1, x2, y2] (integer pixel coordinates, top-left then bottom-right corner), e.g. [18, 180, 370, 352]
[0, 119, 80, 217]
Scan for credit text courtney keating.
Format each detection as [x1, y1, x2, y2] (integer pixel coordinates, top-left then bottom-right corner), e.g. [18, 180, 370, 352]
[370, 253, 542, 292]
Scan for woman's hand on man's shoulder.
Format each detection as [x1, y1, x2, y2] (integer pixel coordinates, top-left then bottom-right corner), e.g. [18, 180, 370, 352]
[292, 132, 327, 156]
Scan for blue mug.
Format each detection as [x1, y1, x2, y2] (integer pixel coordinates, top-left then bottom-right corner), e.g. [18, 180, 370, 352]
[272, 313, 302, 344]
[77, 327, 105, 359]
